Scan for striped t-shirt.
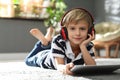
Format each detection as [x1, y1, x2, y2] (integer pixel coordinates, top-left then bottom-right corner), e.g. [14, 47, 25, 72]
[51, 34, 95, 67]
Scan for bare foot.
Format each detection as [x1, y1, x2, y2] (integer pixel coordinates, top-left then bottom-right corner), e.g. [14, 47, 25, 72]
[30, 28, 48, 46]
[45, 27, 54, 42]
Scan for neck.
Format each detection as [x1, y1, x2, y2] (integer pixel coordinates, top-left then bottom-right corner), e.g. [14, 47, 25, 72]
[70, 42, 81, 57]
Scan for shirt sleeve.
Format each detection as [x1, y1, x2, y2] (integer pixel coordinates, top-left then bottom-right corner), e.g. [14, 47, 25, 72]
[51, 35, 66, 58]
[87, 42, 95, 57]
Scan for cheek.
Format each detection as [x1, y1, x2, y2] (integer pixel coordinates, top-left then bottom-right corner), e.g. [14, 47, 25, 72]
[67, 30, 72, 36]
[68, 32, 72, 38]
[82, 32, 88, 39]
[82, 31, 88, 36]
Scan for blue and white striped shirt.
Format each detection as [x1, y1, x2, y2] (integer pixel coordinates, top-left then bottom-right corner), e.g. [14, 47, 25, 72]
[51, 34, 95, 66]
[38, 34, 95, 69]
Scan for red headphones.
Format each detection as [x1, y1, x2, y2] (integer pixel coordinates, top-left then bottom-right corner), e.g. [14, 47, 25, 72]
[60, 8, 95, 40]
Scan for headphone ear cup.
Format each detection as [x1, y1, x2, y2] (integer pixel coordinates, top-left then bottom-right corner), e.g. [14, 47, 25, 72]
[60, 27, 68, 40]
[88, 27, 92, 34]
[88, 27, 95, 35]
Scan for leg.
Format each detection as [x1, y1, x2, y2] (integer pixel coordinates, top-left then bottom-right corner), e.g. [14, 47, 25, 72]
[30, 27, 54, 46]
[25, 41, 51, 67]
[30, 28, 48, 46]
[25, 27, 54, 67]
[113, 43, 119, 58]
[45, 27, 54, 42]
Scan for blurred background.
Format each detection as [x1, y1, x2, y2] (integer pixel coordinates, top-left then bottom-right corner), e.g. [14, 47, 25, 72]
[0, 0, 120, 60]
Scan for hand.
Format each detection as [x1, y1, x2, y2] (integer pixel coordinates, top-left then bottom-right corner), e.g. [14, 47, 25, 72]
[63, 63, 74, 75]
[80, 30, 95, 47]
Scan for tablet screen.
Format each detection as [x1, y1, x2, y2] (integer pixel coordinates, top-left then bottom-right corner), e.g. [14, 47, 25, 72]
[71, 65, 120, 75]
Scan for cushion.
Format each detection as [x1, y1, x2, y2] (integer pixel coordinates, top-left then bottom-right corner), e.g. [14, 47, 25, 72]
[94, 22, 120, 41]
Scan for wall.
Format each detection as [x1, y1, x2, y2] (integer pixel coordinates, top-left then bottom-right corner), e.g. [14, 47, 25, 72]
[64, 0, 95, 17]
[0, 19, 47, 53]
[94, 0, 106, 23]
[0, 0, 95, 53]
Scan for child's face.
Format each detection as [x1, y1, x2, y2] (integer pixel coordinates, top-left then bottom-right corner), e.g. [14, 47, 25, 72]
[67, 20, 89, 46]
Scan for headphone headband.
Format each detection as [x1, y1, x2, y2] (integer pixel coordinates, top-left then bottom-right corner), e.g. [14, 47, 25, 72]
[60, 8, 94, 27]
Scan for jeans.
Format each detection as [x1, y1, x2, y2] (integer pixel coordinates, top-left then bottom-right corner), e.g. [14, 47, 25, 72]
[25, 41, 51, 67]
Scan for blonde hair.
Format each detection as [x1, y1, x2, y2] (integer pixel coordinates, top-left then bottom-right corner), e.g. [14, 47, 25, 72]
[61, 8, 93, 27]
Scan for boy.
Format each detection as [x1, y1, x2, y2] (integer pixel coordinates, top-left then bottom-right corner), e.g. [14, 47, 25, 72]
[25, 8, 96, 75]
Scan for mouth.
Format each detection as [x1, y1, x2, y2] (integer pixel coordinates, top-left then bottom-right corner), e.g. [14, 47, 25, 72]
[74, 37, 82, 40]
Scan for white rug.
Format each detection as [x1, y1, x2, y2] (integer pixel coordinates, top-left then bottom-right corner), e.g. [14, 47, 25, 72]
[0, 60, 91, 80]
[0, 58, 120, 80]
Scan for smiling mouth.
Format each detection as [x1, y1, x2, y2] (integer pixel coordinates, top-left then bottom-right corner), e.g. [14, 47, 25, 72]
[74, 38, 82, 40]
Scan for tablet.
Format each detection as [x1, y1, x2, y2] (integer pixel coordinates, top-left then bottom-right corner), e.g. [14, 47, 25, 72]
[71, 64, 120, 75]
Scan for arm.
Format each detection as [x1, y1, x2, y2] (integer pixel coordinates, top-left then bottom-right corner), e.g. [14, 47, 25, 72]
[80, 46, 96, 65]
[80, 31, 96, 65]
[55, 57, 74, 75]
[54, 57, 65, 70]
[51, 35, 74, 75]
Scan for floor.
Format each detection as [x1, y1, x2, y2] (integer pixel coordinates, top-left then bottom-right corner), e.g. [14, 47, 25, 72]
[0, 52, 28, 61]
[0, 59, 120, 80]
[0, 49, 119, 61]
[0, 61, 90, 80]
[0, 52, 120, 80]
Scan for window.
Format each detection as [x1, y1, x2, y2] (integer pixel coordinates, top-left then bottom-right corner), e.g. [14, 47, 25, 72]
[0, 0, 50, 19]
[105, 0, 120, 23]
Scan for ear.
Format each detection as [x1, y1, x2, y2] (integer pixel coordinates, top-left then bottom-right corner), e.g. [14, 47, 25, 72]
[60, 27, 68, 40]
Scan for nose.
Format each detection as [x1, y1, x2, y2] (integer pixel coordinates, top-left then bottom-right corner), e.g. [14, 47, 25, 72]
[76, 29, 80, 35]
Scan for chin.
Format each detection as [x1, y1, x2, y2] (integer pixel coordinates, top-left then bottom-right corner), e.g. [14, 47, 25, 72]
[69, 39, 83, 45]
[73, 41, 82, 45]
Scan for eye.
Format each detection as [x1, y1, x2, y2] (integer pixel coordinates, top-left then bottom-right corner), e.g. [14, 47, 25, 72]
[80, 27, 86, 30]
[70, 27, 75, 30]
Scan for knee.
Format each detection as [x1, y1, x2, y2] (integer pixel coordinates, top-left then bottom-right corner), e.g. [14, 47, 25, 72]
[24, 58, 31, 66]
[24, 57, 33, 66]
[24, 57, 39, 67]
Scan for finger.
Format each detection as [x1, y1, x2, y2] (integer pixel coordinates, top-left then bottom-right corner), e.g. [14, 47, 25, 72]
[65, 64, 74, 75]
[92, 30, 95, 40]
[88, 34, 91, 39]
[70, 63, 74, 68]
[66, 69, 73, 75]
[88, 33, 95, 40]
